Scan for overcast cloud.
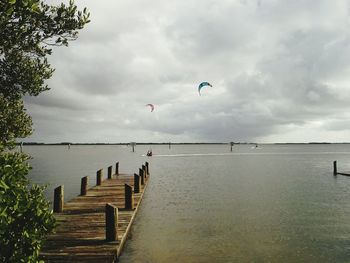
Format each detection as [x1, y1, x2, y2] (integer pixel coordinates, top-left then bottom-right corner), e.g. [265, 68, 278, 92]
[24, 0, 350, 143]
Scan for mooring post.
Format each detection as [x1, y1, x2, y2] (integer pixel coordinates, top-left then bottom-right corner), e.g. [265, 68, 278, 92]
[145, 161, 149, 175]
[333, 161, 337, 176]
[230, 142, 234, 152]
[97, 169, 103, 186]
[139, 168, 145, 185]
[105, 203, 118, 241]
[54, 185, 64, 213]
[134, 173, 141, 193]
[80, 176, 88, 196]
[108, 165, 113, 179]
[115, 162, 119, 176]
[142, 164, 147, 179]
[125, 184, 134, 210]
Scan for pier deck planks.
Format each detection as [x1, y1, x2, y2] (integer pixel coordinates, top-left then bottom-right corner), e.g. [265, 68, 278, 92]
[40, 174, 148, 262]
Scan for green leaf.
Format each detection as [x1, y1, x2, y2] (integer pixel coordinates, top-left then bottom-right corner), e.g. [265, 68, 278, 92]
[31, 3, 40, 13]
[6, 7, 14, 15]
[9, 0, 16, 4]
[0, 207, 7, 217]
[0, 180, 9, 190]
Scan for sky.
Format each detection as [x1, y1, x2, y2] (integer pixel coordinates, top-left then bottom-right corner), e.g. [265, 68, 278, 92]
[24, 0, 350, 143]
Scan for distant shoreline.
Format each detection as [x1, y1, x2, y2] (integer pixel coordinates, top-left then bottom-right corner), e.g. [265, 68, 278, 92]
[17, 142, 350, 146]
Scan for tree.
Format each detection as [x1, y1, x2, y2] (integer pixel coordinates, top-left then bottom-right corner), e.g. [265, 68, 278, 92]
[0, 0, 89, 262]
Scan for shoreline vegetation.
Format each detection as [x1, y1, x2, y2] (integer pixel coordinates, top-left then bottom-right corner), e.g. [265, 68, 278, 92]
[17, 142, 348, 145]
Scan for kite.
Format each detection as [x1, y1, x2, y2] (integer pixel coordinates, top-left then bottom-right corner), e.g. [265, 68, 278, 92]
[146, 103, 154, 112]
[198, 82, 212, 95]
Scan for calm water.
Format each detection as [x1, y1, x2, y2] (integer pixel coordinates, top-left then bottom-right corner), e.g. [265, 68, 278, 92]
[25, 144, 350, 262]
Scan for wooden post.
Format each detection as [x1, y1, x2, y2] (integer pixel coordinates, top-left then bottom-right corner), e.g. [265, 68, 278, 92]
[139, 168, 145, 185]
[105, 203, 118, 241]
[97, 169, 103, 186]
[134, 173, 141, 193]
[230, 142, 234, 152]
[125, 184, 134, 209]
[80, 176, 88, 196]
[108, 166, 113, 179]
[333, 161, 337, 176]
[145, 161, 149, 175]
[54, 185, 64, 213]
[115, 162, 119, 176]
[142, 165, 147, 179]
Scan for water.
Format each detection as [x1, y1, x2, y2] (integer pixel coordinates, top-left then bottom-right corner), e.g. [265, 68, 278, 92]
[25, 144, 350, 262]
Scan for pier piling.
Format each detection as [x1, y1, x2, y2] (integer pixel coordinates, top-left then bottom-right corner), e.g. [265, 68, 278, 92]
[80, 176, 88, 196]
[124, 184, 134, 210]
[97, 169, 103, 185]
[105, 203, 118, 241]
[54, 185, 64, 213]
[145, 161, 149, 175]
[139, 168, 145, 185]
[108, 165, 113, 179]
[142, 164, 147, 179]
[134, 173, 141, 193]
[115, 162, 119, 175]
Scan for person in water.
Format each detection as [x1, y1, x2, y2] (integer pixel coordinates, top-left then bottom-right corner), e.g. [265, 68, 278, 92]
[147, 149, 152, 156]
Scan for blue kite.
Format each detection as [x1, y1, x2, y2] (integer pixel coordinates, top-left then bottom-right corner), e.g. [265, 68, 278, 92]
[198, 82, 212, 95]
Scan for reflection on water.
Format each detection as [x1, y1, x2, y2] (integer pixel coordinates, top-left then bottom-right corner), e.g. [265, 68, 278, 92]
[26, 144, 350, 262]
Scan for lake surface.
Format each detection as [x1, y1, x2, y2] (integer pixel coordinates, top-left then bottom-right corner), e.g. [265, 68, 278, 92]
[26, 144, 350, 262]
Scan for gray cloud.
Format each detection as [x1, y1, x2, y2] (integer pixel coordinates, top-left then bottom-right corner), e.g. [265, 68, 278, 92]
[24, 0, 350, 143]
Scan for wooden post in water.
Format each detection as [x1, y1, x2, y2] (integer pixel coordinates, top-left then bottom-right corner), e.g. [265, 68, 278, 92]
[97, 169, 103, 186]
[139, 168, 145, 185]
[230, 142, 234, 152]
[130, 142, 136, 152]
[124, 184, 134, 209]
[115, 162, 119, 176]
[108, 166, 113, 179]
[134, 173, 141, 193]
[54, 185, 64, 213]
[80, 176, 88, 196]
[145, 161, 149, 175]
[333, 161, 337, 176]
[105, 203, 118, 241]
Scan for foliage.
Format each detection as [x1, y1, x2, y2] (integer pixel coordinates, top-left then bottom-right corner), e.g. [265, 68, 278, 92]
[0, 96, 32, 150]
[0, 0, 89, 262]
[0, 152, 56, 263]
[0, 0, 90, 101]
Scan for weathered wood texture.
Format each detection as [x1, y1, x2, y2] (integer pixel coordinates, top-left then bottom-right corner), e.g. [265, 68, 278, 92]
[54, 185, 64, 213]
[40, 172, 149, 263]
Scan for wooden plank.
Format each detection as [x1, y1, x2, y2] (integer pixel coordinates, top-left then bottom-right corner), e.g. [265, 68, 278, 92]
[40, 171, 149, 263]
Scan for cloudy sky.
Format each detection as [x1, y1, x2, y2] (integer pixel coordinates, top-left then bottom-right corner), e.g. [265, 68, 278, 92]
[24, 0, 350, 143]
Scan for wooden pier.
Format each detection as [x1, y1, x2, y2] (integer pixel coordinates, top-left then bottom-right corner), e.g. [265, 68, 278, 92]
[40, 162, 150, 262]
